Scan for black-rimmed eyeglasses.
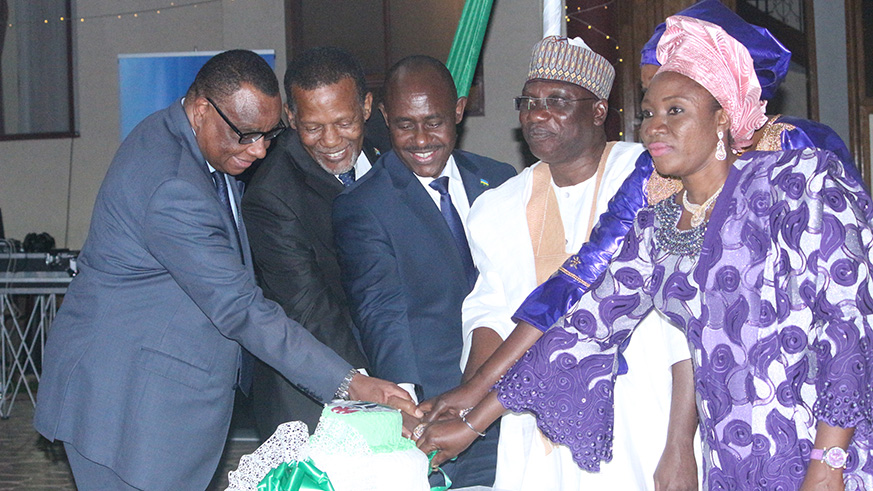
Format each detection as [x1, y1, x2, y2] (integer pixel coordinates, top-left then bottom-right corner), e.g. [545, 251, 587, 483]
[206, 97, 286, 145]
[514, 96, 598, 112]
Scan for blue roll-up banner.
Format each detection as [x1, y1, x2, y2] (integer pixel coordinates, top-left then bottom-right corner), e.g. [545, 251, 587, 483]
[118, 50, 276, 141]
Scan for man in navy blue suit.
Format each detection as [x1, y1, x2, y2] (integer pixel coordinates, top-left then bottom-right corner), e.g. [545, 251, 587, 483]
[332, 55, 516, 487]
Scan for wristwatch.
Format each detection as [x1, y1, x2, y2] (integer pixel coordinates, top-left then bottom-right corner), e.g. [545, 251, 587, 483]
[810, 446, 848, 469]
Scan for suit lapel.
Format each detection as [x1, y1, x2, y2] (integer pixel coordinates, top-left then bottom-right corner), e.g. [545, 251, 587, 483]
[384, 151, 453, 236]
[383, 151, 468, 281]
[454, 151, 491, 206]
[229, 177, 253, 274]
[362, 137, 383, 164]
[288, 133, 344, 202]
[283, 133, 345, 254]
[169, 100, 248, 266]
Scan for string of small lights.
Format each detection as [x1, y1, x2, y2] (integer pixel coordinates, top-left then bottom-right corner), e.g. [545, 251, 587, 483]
[5, 0, 224, 28]
[564, 1, 621, 62]
[563, 0, 625, 138]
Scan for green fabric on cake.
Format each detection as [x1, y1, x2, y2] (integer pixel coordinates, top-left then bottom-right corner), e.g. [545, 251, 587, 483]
[257, 459, 335, 491]
[318, 402, 408, 454]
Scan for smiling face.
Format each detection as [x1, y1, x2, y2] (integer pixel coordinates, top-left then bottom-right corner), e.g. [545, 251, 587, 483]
[289, 77, 373, 175]
[640, 70, 729, 179]
[380, 66, 465, 178]
[519, 80, 606, 167]
[189, 84, 283, 176]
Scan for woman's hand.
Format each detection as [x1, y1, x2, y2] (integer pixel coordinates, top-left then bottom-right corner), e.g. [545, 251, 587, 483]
[654, 359, 698, 490]
[415, 418, 480, 467]
[799, 461, 845, 491]
[418, 391, 505, 468]
[422, 322, 544, 422]
[420, 381, 489, 423]
[653, 441, 698, 491]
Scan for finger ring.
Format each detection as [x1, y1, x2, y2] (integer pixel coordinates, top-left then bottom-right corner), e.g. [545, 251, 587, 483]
[459, 407, 474, 418]
[413, 423, 427, 439]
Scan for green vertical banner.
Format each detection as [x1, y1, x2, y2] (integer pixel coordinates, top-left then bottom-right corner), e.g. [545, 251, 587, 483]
[446, 0, 494, 98]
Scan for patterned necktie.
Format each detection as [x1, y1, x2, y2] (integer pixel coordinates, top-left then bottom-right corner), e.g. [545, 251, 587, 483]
[429, 176, 477, 289]
[211, 170, 243, 262]
[338, 167, 356, 187]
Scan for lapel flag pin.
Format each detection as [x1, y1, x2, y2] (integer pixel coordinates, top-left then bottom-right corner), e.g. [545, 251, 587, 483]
[479, 178, 490, 187]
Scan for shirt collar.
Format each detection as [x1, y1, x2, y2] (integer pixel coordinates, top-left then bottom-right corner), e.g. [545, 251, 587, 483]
[414, 154, 459, 185]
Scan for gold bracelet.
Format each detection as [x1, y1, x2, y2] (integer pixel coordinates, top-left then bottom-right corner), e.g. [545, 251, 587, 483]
[461, 413, 486, 437]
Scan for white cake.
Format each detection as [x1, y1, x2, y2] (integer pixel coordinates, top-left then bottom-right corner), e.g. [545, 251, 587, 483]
[307, 401, 431, 491]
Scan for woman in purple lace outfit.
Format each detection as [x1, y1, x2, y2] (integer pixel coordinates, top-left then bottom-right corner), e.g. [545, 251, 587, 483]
[419, 15, 873, 490]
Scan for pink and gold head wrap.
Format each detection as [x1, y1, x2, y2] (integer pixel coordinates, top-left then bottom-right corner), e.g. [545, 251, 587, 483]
[656, 15, 768, 149]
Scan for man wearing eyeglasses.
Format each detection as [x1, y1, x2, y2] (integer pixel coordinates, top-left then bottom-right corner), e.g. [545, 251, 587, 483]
[420, 37, 694, 490]
[34, 49, 415, 490]
[241, 47, 386, 442]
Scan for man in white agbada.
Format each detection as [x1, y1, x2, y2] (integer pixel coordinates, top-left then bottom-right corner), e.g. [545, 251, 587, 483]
[460, 36, 693, 490]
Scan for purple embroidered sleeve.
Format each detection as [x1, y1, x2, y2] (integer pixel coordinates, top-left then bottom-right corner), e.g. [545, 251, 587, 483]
[799, 153, 873, 438]
[497, 213, 658, 471]
[777, 115, 864, 189]
[513, 152, 653, 332]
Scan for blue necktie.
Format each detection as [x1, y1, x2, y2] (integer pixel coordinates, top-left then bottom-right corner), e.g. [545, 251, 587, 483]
[211, 170, 244, 263]
[429, 176, 477, 289]
[338, 167, 356, 187]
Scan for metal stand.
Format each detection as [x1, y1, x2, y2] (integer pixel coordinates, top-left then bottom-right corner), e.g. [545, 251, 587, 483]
[0, 272, 71, 418]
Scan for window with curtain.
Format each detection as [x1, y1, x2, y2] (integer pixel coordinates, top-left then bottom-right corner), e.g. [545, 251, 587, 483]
[0, 0, 76, 140]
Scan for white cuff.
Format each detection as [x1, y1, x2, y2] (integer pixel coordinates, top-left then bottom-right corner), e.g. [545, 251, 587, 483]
[398, 383, 419, 405]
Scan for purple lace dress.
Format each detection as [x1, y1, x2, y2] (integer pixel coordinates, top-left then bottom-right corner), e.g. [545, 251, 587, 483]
[497, 148, 873, 489]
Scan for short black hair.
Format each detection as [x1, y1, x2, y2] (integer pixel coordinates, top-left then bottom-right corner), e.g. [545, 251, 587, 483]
[284, 46, 368, 112]
[186, 49, 279, 104]
[384, 55, 458, 104]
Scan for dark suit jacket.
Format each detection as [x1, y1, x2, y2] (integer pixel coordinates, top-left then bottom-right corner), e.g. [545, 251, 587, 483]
[333, 149, 514, 399]
[241, 130, 382, 437]
[333, 149, 514, 486]
[33, 100, 352, 490]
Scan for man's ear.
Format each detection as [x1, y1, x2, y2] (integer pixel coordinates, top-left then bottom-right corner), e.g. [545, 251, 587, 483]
[363, 92, 374, 121]
[379, 102, 389, 127]
[592, 99, 608, 127]
[189, 96, 211, 133]
[455, 96, 468, 125]
[284, 103, 296, 130]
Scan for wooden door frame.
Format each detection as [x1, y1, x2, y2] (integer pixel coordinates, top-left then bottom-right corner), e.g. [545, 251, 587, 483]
[846, 0, 871, 186]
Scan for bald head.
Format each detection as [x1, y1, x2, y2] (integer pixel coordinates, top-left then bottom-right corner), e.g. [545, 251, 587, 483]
[379, 56, 466, 178]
